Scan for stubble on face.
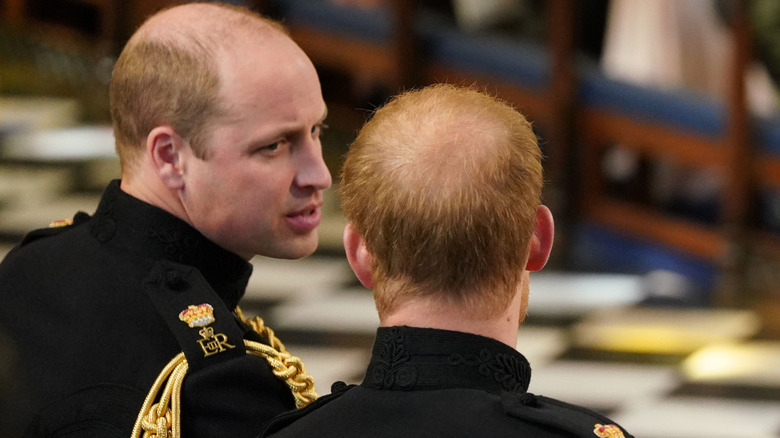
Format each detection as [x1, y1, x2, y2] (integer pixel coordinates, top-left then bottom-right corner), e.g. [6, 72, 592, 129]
[181, 33, 329, 260]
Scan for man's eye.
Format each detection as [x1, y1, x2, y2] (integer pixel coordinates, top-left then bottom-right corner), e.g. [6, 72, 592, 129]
[312, 123, 329, 137]
[260, 142, 280, 152]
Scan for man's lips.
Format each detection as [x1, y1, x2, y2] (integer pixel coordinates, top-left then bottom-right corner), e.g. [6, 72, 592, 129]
[285, 204, 323, 232]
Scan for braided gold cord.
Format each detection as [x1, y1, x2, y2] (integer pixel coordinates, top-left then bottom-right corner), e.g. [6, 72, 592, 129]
[132, 308, 318, 438]
[245, 340, 319, 407]
[236, 306, 319, 408]
[132, 353, 188, 438]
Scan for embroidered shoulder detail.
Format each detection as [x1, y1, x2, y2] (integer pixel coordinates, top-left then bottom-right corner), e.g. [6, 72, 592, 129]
[146, 229, 200, 262]
[449, 349, 529, 392]
[594, 424, 626, 438]
[48, 218, 73, 228]
[370, 328, 418, 390]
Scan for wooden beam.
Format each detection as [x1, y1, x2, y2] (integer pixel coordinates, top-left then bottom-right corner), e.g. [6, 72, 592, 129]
[580, 109, 727, 168]
[584, 197, 726, 261]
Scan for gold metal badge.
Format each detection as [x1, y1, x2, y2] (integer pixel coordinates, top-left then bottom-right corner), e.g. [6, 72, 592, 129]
[179, 303, 235, 357]
[48, 219, 73, 228]
[196, 326, 236, 357]
[179, 303, 216, 327]
[593, 424, 625, 438]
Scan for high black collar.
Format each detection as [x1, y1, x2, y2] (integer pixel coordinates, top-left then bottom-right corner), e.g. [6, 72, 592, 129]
[88, 180, 252, 309]
[362, 326, 532, 394]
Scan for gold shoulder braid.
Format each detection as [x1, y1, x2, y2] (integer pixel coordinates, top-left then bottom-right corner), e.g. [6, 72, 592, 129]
[131, 306, 318, 438]
[234, 306, 319, 407]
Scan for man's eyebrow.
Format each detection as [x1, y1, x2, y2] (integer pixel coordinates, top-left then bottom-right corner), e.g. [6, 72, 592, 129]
[254, 109, 328, 146]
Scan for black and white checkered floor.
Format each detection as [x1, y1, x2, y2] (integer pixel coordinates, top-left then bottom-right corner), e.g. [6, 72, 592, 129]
[1, 164, 779, 438]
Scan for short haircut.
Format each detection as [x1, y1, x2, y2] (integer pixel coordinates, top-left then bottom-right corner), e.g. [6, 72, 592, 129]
[109, 3, 286, 171]
[339, 84, 543, 318]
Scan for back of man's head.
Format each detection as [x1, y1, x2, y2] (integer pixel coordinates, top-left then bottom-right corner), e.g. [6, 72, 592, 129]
[339, 84, 543, 318]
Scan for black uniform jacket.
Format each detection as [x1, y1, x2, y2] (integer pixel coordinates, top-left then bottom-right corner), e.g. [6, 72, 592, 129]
[0, 180, 294, 437]
[262, 326, 634, 438]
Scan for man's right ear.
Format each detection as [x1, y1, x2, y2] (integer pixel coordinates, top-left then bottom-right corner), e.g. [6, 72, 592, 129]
[525, 205, 554, 272]
[147, 126, 187, 191]
[343, 222, 374, 289]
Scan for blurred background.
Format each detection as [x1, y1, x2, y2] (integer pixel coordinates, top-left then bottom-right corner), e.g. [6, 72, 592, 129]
[1, 0, 780, 436]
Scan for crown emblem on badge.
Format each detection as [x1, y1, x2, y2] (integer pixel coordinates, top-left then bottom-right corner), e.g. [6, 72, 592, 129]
[48, 218, 73, 228]
[178, 303, 216, 328]
[593, 424, 625, 438]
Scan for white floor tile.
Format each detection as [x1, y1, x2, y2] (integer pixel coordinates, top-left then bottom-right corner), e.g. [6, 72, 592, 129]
[0, 194, 101, 234]
[527, 272, 646, 318]
[0, 166, 74, 208]
[516, 326, 569, 366]
[0, 96, 79, 132]
[3, 126, 116, 161]
[612, 396, 780, 438]
[270, 288, 379, 334]
[528, 361, 679, 411]
[246, 256, 353, 301]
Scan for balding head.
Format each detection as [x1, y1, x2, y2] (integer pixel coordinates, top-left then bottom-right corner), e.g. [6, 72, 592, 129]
[127, 3, 286, 55]
[340, 84, 544, 318]
[109, 3, 288, 172]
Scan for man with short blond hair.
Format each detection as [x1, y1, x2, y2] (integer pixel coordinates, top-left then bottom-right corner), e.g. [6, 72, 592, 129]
[262, 84, 633, 437]
[0, 3, 329, 437]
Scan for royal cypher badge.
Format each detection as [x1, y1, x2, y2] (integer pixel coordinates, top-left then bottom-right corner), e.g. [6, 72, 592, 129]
[593, 424, 625, 438]
[178, 303, 235, 357]
[48, 219, 73, 228]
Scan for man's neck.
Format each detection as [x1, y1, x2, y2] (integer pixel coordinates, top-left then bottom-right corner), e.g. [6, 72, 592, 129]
[121, 173, 191, 225]
[379, 293, 523, 348]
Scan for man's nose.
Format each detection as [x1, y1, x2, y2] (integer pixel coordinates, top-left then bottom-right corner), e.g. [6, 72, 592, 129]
[295, 142, 332, 191]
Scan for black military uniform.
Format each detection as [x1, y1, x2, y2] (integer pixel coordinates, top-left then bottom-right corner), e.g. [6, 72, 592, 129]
[0, 180, 296, 437]
[262, 326, 633, 438]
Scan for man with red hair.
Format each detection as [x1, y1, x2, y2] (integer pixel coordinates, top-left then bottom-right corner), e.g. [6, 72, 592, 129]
[263, 84, 633, 437]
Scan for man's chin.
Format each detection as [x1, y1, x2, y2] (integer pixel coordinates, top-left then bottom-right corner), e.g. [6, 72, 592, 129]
[265, 234, 319, 260]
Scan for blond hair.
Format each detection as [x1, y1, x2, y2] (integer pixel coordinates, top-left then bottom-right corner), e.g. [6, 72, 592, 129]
[340, 84, 543, 318]
[109, 3, 286, 171]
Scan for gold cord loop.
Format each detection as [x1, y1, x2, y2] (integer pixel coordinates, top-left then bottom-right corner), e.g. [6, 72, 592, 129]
[132, 307, 318, 438]
[132, 353, 187, 438]
[236, 306, 319, 408]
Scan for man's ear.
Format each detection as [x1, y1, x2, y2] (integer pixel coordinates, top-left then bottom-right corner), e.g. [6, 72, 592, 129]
[343, 222, 374, 289]
[147, 126, 187, 191]
[525, 205, 554, 272]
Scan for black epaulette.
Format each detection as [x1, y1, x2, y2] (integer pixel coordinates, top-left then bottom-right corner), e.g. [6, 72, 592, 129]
[261, 382, 354, 436]
[144, 260, 246, 370]
[501, 392, 634, 438]
[134, 260, 318, 437]
[18, 211, 91, 247]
